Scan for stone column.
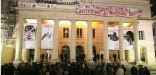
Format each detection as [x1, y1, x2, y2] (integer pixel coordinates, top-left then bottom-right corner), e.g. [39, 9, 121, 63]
[34, 17, 42, 62]
[87, 20, 93, 62]
[119, 21, 127, 64]
[22, 49, 30, 62]
[52, 19, 59, 63]
[70, 20, 76, 62]
[133, 22, 141, 63]
[103, 21, 110, 63]
[13, 17, 24, 64]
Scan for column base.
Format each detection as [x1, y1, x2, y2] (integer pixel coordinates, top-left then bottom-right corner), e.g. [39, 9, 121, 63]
[70, 59, 76, 62]
[104, 60, 111, 63]
[52, 59, 59, 64]
[87, 59, 94, 63]
[120, 60, 129, 65]
[135, 60, 144, 65]
[13, 60, 22, 66]
[22, 60, 29, 62]
[33, 59, 40, 62]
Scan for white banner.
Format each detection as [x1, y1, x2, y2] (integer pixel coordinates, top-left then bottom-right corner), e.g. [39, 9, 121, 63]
[123, 27, 134, 50]
[41, 24, 54, 49]
[76, 4, 141, 17]
[23, 24, 37, 49]
[108, 27, 119, 50]
[18, 2, 57, 8]
[108, 27, 134, 50]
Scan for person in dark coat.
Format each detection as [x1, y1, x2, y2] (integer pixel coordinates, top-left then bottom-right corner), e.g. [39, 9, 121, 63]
[93, 55, 97, 62]
[30, 54, 34, 62]
[144, 66, 150, 75]
[131, 65, 138, 75]
[106, 63, 114, 75]
[46, 53, 48, 62]
[60, 53, 64, 62]
[64, 54, 67, 63]
[138, 65, 145, 75]
[113, 54, 117, 62]
[41, 53, 45, 62]
[100, 53, 104, 62]
[82, 53, 85, 62]
[96, 54, 100, 63]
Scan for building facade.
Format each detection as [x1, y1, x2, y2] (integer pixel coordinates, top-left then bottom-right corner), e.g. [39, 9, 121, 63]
[2, 0, 156, 65]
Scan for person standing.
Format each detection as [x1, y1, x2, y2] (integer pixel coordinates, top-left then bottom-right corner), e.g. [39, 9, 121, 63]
[131, 65, 138, 75]
[138, 66, 145, 75]
[82, 53, 85, 62]
[116, 65, 124, 75]
[96, 54, 100, 63]
[60, 53, 63, 62]
[113, 54, 117, 62]
[41, 53, 45, 62]
[46, 53, 48, 62]
[64, 54, 67, 63]
[106, 63, 114, 75]
[144, 66, 150, 75]
[100, 53, 104, 62]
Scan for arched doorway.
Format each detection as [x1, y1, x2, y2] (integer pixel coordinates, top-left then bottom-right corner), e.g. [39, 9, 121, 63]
[76, 45, 84, 63]
[61, 45, 70, 62]
[92, 46, 96, 62]
[140, 47, 146, 62]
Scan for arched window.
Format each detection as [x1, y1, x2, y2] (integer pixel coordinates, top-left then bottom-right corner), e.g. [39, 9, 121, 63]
[140, 47, 146, 62]
[76, 45, 84, 62]
[62, 45, 70, 50]
[61, 45, 70, 62]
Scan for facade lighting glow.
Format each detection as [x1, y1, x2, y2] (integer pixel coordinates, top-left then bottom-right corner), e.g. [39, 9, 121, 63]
[26, 19, 37, 23]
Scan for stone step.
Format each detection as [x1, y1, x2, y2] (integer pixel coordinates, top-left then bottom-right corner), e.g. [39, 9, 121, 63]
[125, 70, 156, 75]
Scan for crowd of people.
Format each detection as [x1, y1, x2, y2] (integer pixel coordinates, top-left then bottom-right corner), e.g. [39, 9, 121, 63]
[1, 61, 151, 75]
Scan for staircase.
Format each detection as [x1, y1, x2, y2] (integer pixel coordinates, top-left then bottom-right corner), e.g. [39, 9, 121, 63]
[125, 64, 156, 75]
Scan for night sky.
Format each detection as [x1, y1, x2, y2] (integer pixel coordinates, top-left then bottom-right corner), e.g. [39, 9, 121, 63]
[150, 0, 156, 16]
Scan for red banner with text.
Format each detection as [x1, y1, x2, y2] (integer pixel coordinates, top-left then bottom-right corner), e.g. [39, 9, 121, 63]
[76, 4, 141, 17]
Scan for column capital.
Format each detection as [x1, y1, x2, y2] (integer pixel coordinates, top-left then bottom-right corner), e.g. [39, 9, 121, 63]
[103, 20, 109, 24]
[87, 20, 92, 23]
[70, 20, 76, 24]
[70, 19, 76, 22]
[133, 21, 139, 24]
[36, 17, 42, 22]
[103, 20, 109, 22]
[118, 21, 125, 27]
[19, 16, 24, 19]
[54, 19, 60, 22]
[118, 21, 124, 23]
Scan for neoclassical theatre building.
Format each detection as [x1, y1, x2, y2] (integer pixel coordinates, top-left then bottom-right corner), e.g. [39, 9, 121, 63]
[2, 0, 156, 65]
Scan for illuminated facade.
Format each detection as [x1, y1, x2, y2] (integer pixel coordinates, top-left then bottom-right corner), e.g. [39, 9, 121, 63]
[1, 0, 156, 65]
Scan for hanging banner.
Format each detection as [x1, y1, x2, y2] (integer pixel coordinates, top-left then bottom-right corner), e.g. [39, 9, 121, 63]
[57, 0, 75, 5]
[108, 27, 119, 50]
[23, 24, 37, 49]
[108, 27, 134, 50]
[18, 2, 57, 8]
[41, 24, 54, 49]
[76, 4, 141, 17]
[123, 27, 134, 50]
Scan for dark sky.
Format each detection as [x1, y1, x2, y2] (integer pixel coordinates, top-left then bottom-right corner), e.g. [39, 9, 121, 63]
[150, 0, 156, 16]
